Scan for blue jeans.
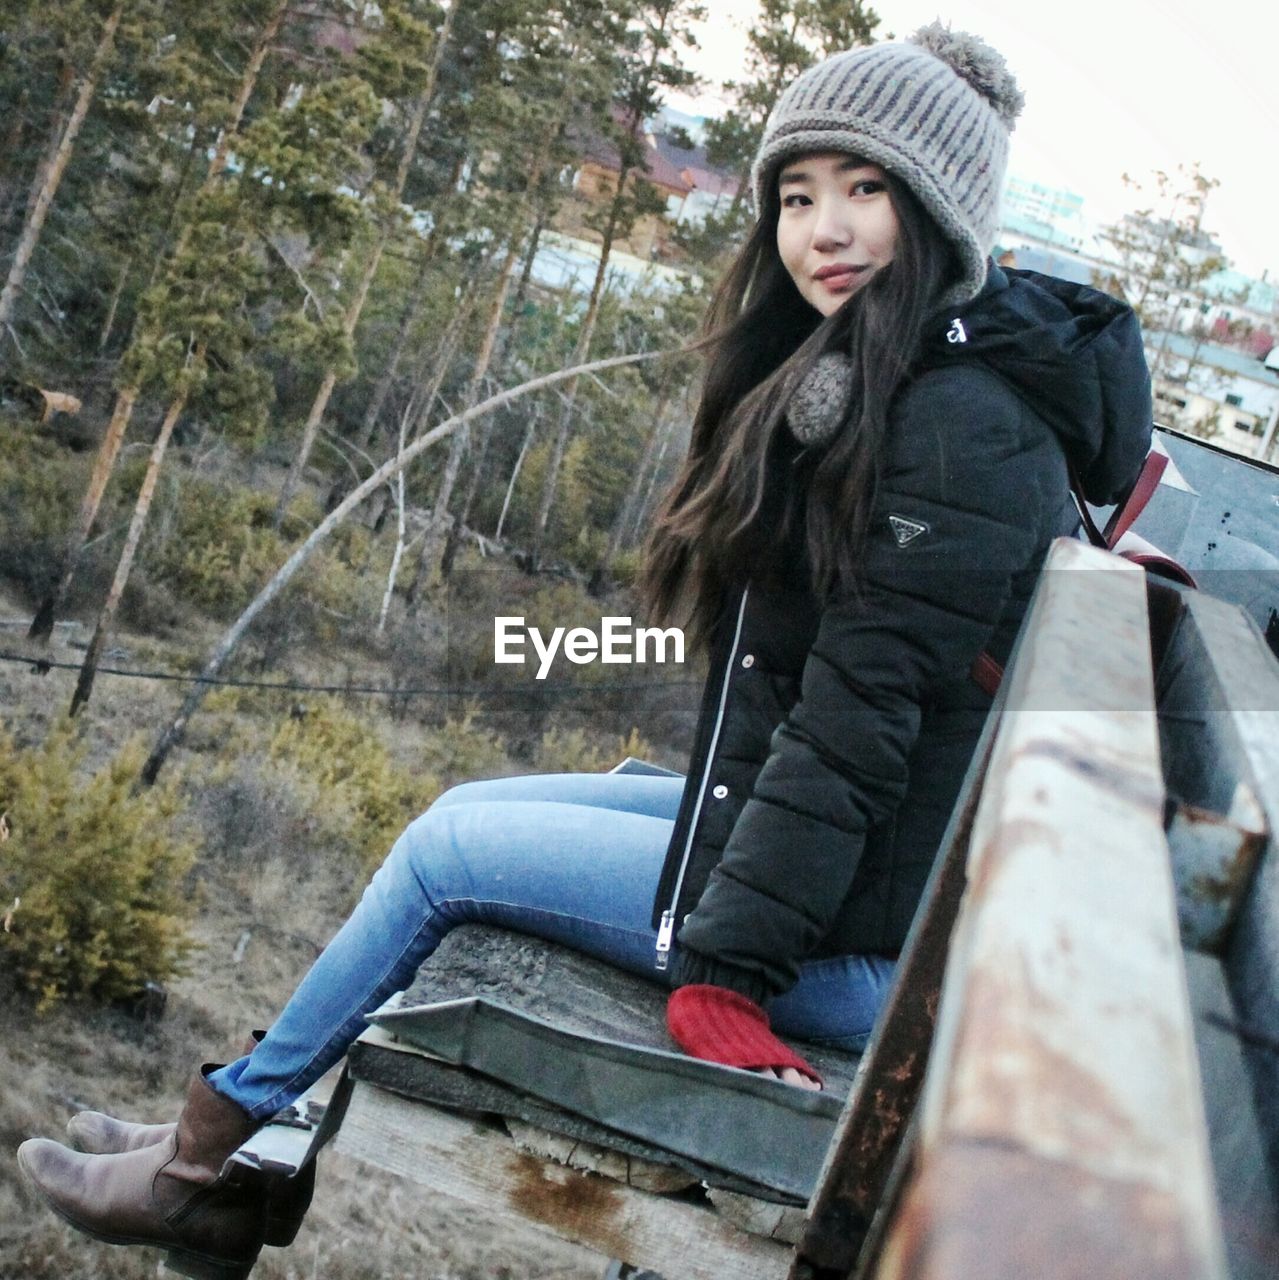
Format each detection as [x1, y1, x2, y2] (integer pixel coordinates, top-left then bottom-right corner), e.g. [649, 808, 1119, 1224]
[208, 772, 896, 1119]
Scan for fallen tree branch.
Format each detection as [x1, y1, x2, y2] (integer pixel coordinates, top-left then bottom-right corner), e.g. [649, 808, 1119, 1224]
[140, 344, 675, 785]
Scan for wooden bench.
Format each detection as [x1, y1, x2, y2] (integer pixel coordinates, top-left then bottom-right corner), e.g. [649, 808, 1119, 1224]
[234, 538, 1279, 1279]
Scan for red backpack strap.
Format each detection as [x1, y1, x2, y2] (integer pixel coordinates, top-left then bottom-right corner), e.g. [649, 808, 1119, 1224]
[1067, 450, 1167, 550]
[1102, 450, 1168, 548]
[1121, 551, 1197, 589]
[970, 650, 1004, 698]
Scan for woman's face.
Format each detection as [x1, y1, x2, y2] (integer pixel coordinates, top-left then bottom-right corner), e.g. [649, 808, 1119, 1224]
[775, 152, 900, 317]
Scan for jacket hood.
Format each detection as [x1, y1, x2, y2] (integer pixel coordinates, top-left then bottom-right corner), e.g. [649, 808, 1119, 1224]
[924, 264, 1153, 505]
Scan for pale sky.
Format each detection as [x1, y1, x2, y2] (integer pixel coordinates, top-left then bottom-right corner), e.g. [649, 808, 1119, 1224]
[672, 0, 1279, 280]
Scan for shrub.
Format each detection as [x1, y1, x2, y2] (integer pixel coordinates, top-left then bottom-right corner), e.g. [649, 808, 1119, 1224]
[266, 697, 439, 867]
[137, 474, 391, 659]
[0, 722, 196, 1011]
[144, 480, 289, 616]
[415, 704, 512, 787]
[533, 724, 653, 774]
[0, 427, 92, 600]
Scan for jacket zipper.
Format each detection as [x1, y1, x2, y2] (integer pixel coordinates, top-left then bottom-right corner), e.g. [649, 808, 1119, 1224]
[655, 583, 750, 971]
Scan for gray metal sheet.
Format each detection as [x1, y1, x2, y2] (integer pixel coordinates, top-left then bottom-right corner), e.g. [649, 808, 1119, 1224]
[369, 996, 841, 1200]
[346, 1036, 794, 1201]
[1136, 428, 1279, 638]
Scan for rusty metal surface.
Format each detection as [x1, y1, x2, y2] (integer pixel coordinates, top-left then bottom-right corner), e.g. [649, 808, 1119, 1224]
[1167, 786, 1268, 951]
[876, 1144, 1206, 1280]
[873, 541, 1228, 1280]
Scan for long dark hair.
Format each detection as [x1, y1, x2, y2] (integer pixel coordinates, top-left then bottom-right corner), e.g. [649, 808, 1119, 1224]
[640, 165, 959, 648]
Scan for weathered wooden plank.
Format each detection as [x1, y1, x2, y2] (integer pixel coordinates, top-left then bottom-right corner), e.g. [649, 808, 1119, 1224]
[877, 540, 1227, 1280]
[335, 1081, 792, 1280]
[504, 1119, 698, 1195]
[708, 1188, 805, 1245]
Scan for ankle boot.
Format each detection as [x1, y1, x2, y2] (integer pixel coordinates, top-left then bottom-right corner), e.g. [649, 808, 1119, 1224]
[66, 1032, 316, 1248]
[18, 1070, 266, 1280]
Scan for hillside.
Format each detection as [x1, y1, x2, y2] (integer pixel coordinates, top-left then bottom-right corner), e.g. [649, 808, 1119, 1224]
[0, 410, 697, 1278]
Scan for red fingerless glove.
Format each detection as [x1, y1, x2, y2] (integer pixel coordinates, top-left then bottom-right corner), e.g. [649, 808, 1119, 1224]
[667, 984, 822, 1087]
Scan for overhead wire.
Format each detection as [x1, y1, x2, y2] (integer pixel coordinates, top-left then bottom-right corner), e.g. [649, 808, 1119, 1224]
[0, 648, 698, 699]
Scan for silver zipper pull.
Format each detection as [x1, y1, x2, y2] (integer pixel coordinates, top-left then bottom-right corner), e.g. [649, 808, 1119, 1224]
[655, 910, 676, 970]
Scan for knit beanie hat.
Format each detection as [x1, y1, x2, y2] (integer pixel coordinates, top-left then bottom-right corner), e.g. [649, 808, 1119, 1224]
[751, 22, 1025, 306]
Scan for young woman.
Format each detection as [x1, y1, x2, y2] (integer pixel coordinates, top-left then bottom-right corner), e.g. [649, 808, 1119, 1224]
[19, 23, 1153, 1280]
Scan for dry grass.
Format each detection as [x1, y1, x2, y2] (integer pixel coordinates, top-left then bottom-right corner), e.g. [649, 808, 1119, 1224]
[0, 585, 647, 1280]
[0, 837, 601, 1280]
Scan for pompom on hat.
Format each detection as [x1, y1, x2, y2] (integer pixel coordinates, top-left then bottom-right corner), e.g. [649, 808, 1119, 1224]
[751, 22, 1025, 305]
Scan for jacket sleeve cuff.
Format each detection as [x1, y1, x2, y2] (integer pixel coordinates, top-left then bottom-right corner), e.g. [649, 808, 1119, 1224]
[671, 946, 774, 1005]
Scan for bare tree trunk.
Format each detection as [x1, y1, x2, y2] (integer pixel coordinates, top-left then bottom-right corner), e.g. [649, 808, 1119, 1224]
[438, 417, 494, 578]
[440, 188, 552, 577]
[70, 373, 194, 715]
[494, 409, 539, 543]
[140, 347, 667, 786]
[404, 245, 521, 608]
[29, 0, 289, 638]
[321, 284, 427, 514]
[97, 255, 129, 352]
[274, 0, 457, 525]
[0, 87, 33, 228]
[627, 410, 677, 543]
[356, 281, 428, 451]
[529, 164, 630, 568]
[376, 403, 411, 635]
[589, 373, 677, 594]
[495, 209, 547, 368]
[409, 296, 474, 435]
[28, 382, 138, 639]
[0, 3, 123, 337]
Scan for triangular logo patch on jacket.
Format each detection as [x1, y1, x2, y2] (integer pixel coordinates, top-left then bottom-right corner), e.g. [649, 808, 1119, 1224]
[888, 514, 929, 547]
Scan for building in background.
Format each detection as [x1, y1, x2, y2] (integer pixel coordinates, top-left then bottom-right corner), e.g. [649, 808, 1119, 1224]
[561, 106, 739, 263]
[1001, 174, 1089, 253]
[1146, 330, 1279, 461]
[1197, 268, 1277, 354]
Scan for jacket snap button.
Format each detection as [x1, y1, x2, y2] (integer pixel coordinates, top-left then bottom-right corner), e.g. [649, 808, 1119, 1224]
[712, 784, 728, 800]
[741, 654, 754, 668]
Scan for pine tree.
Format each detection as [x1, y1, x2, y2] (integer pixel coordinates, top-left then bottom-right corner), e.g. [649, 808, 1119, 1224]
[526, 0, 704, 570]
[27, 0, 293, 641]
[704, 0, 878, 223]
[0, 2, 124, 345]
[67, 23, 387, 709]
[272, 0, 453, 525]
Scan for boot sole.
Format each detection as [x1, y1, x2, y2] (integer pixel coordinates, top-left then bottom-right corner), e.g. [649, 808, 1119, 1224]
[19, 1155, 259, 1280]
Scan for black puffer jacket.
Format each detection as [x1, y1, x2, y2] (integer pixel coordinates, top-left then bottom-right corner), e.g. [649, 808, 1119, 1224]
[652, 265, 1153, 1003]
